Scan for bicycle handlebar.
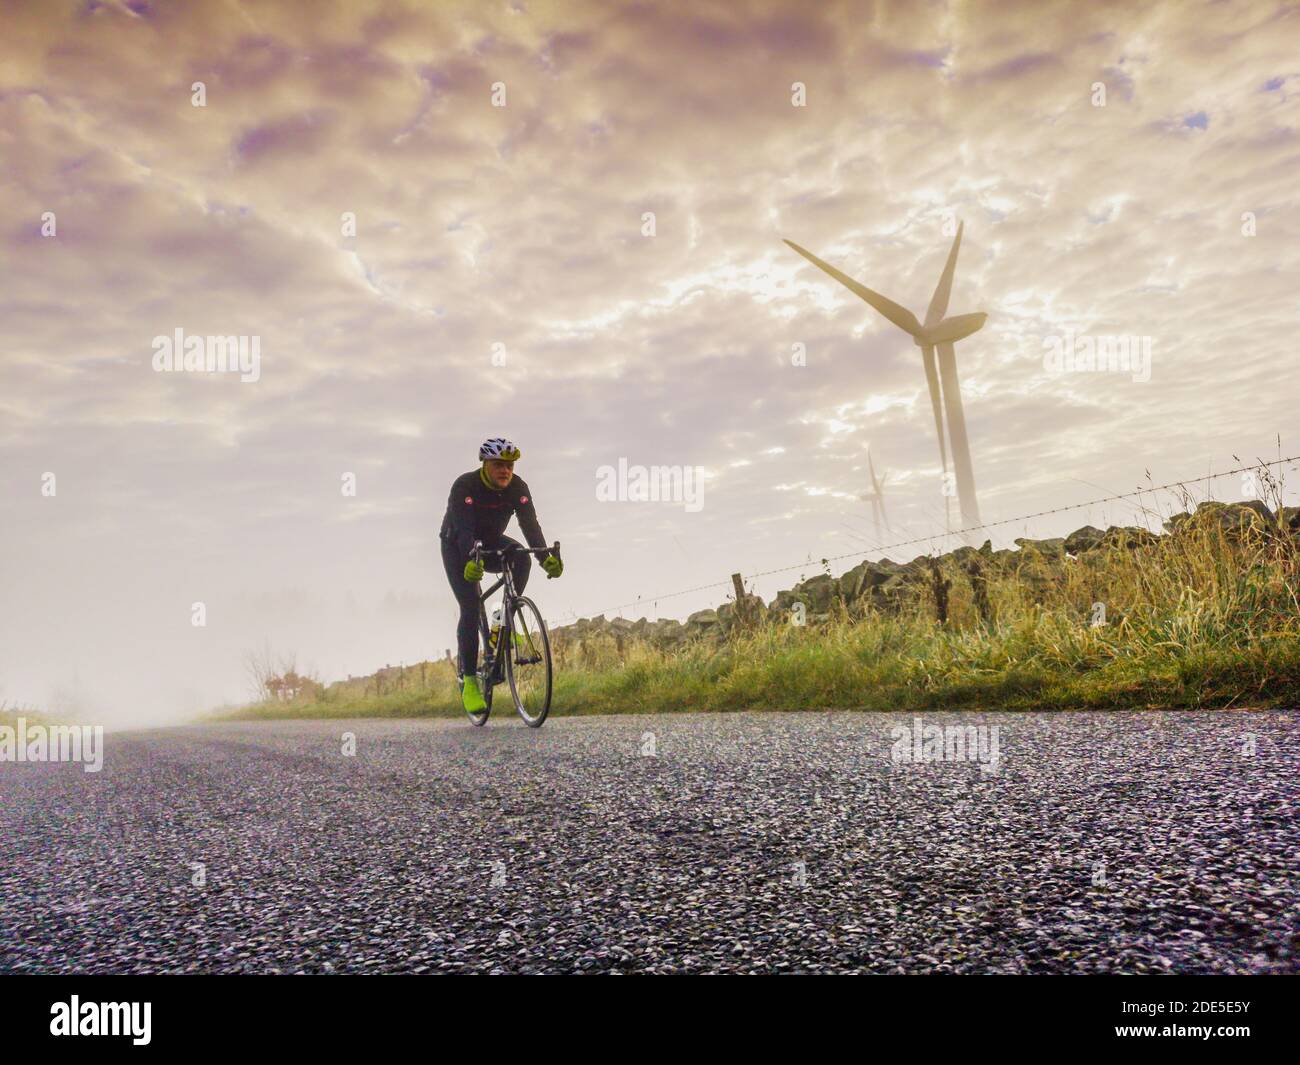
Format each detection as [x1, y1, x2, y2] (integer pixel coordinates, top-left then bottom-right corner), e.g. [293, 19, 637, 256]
[471, 540, 561, 562]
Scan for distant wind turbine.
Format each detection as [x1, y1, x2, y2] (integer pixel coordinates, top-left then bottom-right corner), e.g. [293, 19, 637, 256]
[858, 447, 891, 541]
[785, 223, 986, 539]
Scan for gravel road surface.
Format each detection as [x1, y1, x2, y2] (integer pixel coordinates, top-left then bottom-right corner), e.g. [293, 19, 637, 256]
[2, 711, 1296, 974]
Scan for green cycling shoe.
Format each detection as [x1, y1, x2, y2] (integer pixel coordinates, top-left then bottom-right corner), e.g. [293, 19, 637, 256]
[460, 675, 487, 714]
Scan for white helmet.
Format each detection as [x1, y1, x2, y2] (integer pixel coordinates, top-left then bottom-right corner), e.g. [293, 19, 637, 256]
[479, 437, 521, 461]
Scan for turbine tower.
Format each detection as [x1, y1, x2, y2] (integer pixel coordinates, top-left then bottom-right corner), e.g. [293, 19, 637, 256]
[784, 223, 986, 539]
[858, 447, 891, 541]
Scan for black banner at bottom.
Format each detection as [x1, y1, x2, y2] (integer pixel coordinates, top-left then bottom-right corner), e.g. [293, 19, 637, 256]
[1, 974, 1292, 1052]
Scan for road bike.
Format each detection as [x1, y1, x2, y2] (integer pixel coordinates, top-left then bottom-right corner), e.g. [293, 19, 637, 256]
[463, 540, 558, 728]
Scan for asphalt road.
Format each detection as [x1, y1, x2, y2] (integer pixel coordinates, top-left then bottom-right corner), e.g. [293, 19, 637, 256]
[1, 711, 1296, 974]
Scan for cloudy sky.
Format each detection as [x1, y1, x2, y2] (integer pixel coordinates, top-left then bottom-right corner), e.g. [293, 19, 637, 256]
[2, 0, 1298, 725]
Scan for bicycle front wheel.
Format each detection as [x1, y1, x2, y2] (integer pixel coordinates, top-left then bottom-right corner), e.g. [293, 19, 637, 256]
[504, 596, 552, 727]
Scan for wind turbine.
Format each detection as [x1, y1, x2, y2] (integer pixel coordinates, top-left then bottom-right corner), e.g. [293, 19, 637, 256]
[858, 447, 891, 541]
[784, 223, 986, 539]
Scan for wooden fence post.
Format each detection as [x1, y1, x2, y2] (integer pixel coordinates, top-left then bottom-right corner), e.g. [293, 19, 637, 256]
[965, 556, 991, 624]
[731, 572, 749, 627]
[927, 557, 951, 625]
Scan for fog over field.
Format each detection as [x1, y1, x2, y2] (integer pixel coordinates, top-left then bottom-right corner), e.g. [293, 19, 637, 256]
[2, 0, 1297, 725]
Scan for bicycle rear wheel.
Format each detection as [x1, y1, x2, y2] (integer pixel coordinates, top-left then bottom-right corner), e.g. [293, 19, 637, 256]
[504, 596, 552, 727]
[465, 604, 493, 726]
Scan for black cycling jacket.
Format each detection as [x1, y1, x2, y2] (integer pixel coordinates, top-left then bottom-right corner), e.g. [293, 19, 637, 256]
[439, 468, 548, 557]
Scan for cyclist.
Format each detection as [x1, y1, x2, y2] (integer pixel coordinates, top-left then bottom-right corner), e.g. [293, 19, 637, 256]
[440, 437, 563, 714]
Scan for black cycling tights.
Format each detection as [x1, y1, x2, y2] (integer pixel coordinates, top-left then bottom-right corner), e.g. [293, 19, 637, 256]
[441, 536, 531, 677]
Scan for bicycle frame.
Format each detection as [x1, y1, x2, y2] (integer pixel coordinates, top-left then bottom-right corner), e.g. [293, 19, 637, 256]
[474, 568, 514, 687]
[470, 540, 559, 689]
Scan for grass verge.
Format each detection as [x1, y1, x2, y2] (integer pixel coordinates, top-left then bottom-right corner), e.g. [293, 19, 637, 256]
[215, 516, 1300, 721]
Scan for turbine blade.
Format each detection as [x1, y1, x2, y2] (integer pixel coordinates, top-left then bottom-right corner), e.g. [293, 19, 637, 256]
[921, 344, 949, 477]
[784, 239, 922, 336]
[936, 341, 982, 537]
[924, 221, 964, 328]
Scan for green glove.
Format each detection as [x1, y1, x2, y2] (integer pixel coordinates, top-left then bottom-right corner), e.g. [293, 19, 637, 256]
[463, 559, 484, 582]
[542, 554, 563, 579]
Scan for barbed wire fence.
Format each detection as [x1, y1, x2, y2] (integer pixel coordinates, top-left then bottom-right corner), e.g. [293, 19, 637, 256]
[559, 453, 1300, 625]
